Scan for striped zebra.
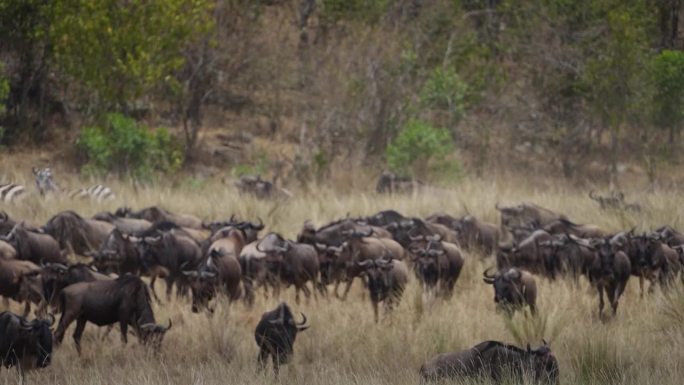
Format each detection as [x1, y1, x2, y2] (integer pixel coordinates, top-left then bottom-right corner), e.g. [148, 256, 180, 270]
[32, 167, 115, 201]
[0, 182, 27, 203]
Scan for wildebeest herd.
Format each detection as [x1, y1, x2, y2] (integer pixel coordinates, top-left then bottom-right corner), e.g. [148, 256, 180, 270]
[1, 183, 682, 383]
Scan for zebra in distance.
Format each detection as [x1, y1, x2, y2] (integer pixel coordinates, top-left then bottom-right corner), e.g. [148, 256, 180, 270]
[0, 182, 26, 203]
[33, 167, 116, 202]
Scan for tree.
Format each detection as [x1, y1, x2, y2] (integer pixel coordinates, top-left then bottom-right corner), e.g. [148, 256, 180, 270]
[652, 49, 684, 145]
[49, 0, 214, 112]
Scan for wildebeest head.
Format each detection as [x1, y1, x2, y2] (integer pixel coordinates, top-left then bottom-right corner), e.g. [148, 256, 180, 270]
[89, 229, 137, 273]
[316, 243, 350, 285]
[0, 312, 54, 370]
[358, 258, 394, 302]
[591, 238, 619, 283]
[525, 341, 559, 384]
[183, 251, 221, 313]
[204, 215, 264, 243]
[125, 277, 172, 349]
[364, 210, 406, 227]
[483, 267, 526, 309]
[32, 167, 60, 196]
[255, 302, 309, 367]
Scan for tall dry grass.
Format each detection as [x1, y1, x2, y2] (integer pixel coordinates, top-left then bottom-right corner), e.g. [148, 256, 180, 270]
[1, 169, 684, 385]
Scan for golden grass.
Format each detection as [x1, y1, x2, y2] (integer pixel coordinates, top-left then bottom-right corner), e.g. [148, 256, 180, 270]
[1, 169, 684, 385]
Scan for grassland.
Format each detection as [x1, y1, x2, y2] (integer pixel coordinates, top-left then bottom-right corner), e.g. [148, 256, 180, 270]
[1, 168, 684, 385]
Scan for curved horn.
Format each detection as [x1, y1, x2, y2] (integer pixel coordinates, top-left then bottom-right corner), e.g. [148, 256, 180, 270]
[182, 271, 199, 278]
[255, 217, 264, 230]
[297, 312, 310, 330]
[507, 268, 522, 280]
[482, 267, 496, 284]
[357, 259, 374, 268]
[165, 319, 173, 331]
[409, 235, 425, 242]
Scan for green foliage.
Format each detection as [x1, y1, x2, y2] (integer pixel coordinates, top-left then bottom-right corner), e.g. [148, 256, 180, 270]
[420, 67, 469, 120]
[386, 119, 460, 178]
[320, 0, 390, 23]
[77, 113, 183, 178]
[0, 63, 8, 144]
[49, 0, 214, 109]
[232, 152, 269, 177]
[651, 50, 684, 132]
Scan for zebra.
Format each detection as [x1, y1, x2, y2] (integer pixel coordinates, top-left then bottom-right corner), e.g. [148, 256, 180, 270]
[0, 182, 27, 203]
[32, 167, 115, 201]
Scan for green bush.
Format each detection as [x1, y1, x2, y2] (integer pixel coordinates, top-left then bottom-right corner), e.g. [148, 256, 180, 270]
[386, 119, 460, 178]
[321, 0, 390, 23]
[652, 50, 684, 134]
[77, 113, 183, 178]
[420, 67, 469, 114]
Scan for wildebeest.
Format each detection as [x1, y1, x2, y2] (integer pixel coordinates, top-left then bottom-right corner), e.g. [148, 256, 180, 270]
[0, 211, 18, 236]
[254, 302, 309, 375]
[543, 218, 605, 239]
[235, 175, 292, 200]
[654, 225, 684, 247]
[497, 230, 553, 276]
[589, 239, 631, 319]
[184, 248, 242, 313]
[375, 171, 423, 194]
[589, 190, 640, 212]
[92, 211, 153, 234]
[203, 215, 264, 244]
[0, 311, 53, 377]
[34, 263, 112, 313]
[358, 258, 408, 322]
[257, 233, 320, 303]
[409, 235, 464, 299]
[483, 267, 537, 315]
[454, 215, 500, 255]
[0, 239, 16, 260]
[538, 235, 595, 281]
[419, 340, 559, 384]
[496, 202, 566, 231]
[136, 231, 203, 300]
[0, 258, 41, 316]
[116, 206, 204, 229]
[88, 229, 143, 275]
[43, 211, 115, 256]
[239, 241, 274, 307]
[53, 275, 172, 354]
[2, 223, 65, 265]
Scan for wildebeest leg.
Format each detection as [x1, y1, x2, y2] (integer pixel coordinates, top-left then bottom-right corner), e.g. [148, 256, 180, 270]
[333, 281, 341, 299]
[22, 301, 30, 318]
[372, 300, 379, 323]
[272, 354, 280, 376]
[606, 282, 618, 316]
[597, 284, 605, 320]
[638, 274, 644, 298]
[119, 318, 129, 345]
[341, 278, 353, 301]
[54, 308, 77, 346]
[73, 318, 87, 355]
[164, 277, 174, 301]
[257, 349, 269, 372]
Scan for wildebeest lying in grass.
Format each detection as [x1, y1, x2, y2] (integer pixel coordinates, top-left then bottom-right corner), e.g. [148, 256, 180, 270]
[254, 302, 309, 375]
[419, 340, 559, 384]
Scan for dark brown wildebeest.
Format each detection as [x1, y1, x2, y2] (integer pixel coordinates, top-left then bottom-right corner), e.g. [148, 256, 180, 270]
[296, 218, 390, 248]
[257, 233, 320, 304]
[314, 243, 350, 299]
[2, 223, 65, 265]
[87, 229, 143, 276]
[43, 211, 114, 256]
[496, 202, 566, 231]
[654, 225, 684, 247]
[254, 302, 309, 375]
[375, 171, 423, 194]
[184, 248, 242, 313]
[234, 175, 292, 200]
[364, 209, 408, 227]
[203, 216, 264, 244]
[358, 258, 408, 322]
[589, 238, 631, 319]
[53, 275, 171, 354]
[637, 234, 681, 289]
[92, 211, 152, 234]
[0, 239, 16, 260]
[483, 267, 537, 315]
[136, 231, 203, 300]
[419, 340, 559, 384]
[35, 263, 112, 313]
[0, 258, 41, 316]
[454, 215, 500, 255]
[425, 212, 462, 229]
[116, 206, 204, 230]
[543, 218, 605, 239]
[0, 311, 53, 379]
[409, 235, 464, 299]
[538, 235, 595, 281]
[497, 230, 553, 276]
[239, 241, 275, 307]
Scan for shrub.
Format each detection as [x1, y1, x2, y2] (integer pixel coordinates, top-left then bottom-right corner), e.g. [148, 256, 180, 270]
[76, 113, 183, 179]
[385, 119, 460, 178]
[420, 67, 469, 117]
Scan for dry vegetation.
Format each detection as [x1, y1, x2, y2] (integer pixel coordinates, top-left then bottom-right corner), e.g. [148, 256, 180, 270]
[1, 165, 684, 385]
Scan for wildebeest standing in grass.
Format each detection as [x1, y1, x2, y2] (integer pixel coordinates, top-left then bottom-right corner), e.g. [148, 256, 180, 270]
[184, 248, 242, 313]
[254, 302, 309, 375]
[0, 311, 54, 380]
[419, 340, 559, 384]
[589, 239, 631, 319]
[483, 267, 537, 315]
[257, 233, 321, 304]
[358, 258, 408, 322]
[53, 275, 172, 354]
[454, 215, 500, 256]
[87, 229, 143, 276]
[497, 230, 552, 276]
[43, 211, 115, 256]
[409, 235, 464, 299]
[2, 223, 66, 265]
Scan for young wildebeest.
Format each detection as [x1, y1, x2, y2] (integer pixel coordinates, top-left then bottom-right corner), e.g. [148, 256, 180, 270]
[254, 302, 310, 375]
[0, 311, 53, 379]
[483, 267, 537, 315]
[54, 275, 172, 354]
[589, 239, 631, 320]
[358, 258, 408, 322]
[419, 340, 559, 384]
